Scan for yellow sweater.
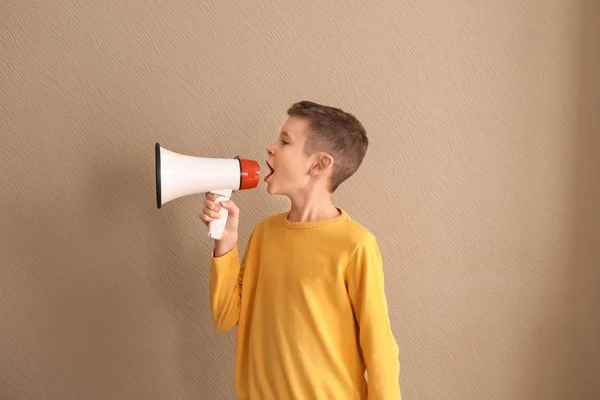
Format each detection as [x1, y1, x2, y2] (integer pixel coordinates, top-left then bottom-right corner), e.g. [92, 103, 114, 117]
[209, 208, 401, 399]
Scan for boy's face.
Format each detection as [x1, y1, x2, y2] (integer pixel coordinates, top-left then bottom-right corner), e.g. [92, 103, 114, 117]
[265, 116, 316, 197]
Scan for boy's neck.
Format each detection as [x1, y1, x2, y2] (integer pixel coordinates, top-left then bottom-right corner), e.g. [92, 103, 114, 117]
[287, 190, 340, 223]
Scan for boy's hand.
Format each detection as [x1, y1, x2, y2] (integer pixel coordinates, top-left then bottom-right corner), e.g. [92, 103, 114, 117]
[200, 192, 239, 256]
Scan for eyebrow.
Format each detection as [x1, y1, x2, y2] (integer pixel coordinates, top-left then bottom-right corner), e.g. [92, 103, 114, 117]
[280, 131, 291, 138]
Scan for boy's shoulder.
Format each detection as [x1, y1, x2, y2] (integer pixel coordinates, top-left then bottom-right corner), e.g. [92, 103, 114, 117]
[263, 210, 289, 224]
[253, 210, 288, 230]
[336, 215, 379, 251]
[244, 211, 287, 241]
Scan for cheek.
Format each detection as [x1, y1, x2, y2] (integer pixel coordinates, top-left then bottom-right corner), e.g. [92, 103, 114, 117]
[285, 158, 305, 176]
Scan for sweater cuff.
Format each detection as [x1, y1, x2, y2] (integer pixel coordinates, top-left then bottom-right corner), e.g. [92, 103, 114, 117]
[211, 246, 240, 274]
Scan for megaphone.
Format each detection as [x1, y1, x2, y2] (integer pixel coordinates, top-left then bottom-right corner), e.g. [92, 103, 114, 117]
[155, 143, 261, 239]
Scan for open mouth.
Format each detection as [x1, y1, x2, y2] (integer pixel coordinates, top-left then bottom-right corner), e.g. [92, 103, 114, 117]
[265, 161, 275, 182]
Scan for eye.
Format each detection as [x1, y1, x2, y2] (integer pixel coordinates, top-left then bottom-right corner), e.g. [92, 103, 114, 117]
[280, 139, 289, 145]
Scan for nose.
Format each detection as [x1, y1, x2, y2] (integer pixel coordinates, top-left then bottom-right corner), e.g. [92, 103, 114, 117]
[266, 142, 275, 155]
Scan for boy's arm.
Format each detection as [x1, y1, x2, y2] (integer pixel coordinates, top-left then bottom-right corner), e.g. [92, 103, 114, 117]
[209, 231, 254, 332]
[346, 234, 401, 400]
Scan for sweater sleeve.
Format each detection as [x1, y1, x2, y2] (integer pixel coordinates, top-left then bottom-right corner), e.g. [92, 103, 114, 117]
[209, 245, 242, 331]
[346, 234, 401, 400]
[209, 227, 258, 331]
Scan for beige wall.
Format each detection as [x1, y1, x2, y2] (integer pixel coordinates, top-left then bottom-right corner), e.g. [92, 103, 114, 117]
[1, 1, 599, 399]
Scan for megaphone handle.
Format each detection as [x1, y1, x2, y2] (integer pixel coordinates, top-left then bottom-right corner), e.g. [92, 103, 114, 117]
[208, 189, 233, 240]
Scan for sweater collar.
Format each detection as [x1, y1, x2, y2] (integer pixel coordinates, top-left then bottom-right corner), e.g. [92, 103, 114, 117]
[283, 207, 349, 230]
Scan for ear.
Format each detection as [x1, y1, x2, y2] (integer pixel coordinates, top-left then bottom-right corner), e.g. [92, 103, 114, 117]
[309, 153, 334, 176]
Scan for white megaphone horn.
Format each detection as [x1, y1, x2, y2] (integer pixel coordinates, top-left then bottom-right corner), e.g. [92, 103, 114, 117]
[155, 143, 261, 239]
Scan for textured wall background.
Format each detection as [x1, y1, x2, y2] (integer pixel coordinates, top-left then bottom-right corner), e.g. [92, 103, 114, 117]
[1, 1, 599, 399]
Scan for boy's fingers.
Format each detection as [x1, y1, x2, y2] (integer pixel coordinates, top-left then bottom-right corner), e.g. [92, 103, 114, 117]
[205, 192, 216, 201]
[201, 205, 220, 219]
[204, 198, 220, 212]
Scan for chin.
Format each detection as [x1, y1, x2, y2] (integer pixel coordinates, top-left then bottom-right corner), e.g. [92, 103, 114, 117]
[265, 183, 277, 195]
[266, 183, 288, 197]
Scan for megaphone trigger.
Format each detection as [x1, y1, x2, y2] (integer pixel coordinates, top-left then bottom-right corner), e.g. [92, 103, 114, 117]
[207, 188, 233, 239]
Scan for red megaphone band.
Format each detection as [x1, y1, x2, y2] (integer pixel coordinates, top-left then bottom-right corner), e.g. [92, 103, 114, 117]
[236, 157, 261, 190]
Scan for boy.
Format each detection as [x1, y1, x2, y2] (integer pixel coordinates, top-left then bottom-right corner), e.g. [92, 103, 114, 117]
[200, 101, 401, 399]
